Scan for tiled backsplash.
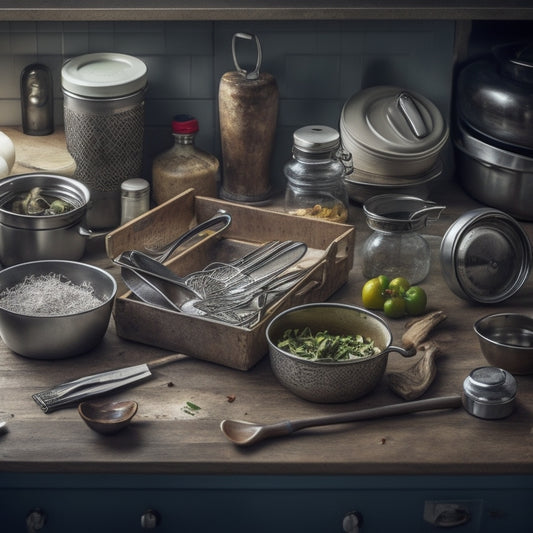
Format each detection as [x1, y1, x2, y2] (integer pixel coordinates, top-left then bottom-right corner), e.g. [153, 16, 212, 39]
[0, 20, 455, 191]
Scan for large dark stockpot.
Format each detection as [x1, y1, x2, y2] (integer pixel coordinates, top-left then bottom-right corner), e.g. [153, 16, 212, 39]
[456, 42, 533, 152]
[454, 42, 533, 221]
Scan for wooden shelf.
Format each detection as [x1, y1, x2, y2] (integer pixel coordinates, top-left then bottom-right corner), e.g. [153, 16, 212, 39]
[0, 0, 532, 21]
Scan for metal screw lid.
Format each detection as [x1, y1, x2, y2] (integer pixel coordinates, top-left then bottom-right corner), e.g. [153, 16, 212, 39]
[463, 366, 517, 404]
[293, 125, 340, 153]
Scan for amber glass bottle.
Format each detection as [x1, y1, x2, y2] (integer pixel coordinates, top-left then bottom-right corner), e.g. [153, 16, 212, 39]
[152, 115, 219, 204]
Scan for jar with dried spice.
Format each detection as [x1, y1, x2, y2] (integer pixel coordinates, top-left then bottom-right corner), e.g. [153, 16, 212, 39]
[152, 114, 219, 204]
[284, 125, 351, 223]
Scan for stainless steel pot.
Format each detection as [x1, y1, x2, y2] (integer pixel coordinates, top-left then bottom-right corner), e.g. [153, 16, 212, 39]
[456, 42, 533, 152]
[454, 120, 533, 221]
[0, 173, 91, 266]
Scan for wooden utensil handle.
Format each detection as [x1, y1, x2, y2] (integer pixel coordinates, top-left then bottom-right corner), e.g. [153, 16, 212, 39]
[291, 395, 463, 432]
[147, 353, 188, 370]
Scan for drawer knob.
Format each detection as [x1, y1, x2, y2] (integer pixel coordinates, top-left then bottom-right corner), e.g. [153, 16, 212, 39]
[26, 508, 46, 533]
[343, 511, 363, 532]
[141, 509, 161, 529]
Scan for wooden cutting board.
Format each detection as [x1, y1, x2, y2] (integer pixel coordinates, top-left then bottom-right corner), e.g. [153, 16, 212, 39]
[3, 126, 76, 176]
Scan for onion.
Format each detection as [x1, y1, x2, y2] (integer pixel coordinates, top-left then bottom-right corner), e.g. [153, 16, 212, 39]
[0, 131, 15, 171]
[0, 156, 9, 179]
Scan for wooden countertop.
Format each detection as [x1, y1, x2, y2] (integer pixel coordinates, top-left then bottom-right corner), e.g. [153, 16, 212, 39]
[0, 182, 532, 477]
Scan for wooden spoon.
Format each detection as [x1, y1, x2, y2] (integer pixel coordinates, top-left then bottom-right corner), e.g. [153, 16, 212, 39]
[220, 395, 462, 447]
[78, 399, 138, 435]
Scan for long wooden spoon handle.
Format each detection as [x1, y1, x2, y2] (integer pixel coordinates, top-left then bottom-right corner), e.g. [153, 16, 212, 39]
[147, 353, 189, 370]
[289, 395, 463, 433]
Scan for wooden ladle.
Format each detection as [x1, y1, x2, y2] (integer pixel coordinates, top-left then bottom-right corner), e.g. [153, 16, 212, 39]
[220, 395, 462, 447]
[78, 400, 138, 435]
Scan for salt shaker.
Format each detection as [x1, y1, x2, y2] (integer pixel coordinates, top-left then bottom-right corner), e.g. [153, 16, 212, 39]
[121, 178, 150, 224]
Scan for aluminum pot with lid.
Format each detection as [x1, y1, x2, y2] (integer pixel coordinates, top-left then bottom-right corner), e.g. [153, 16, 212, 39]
[340, 86, 448, 177]
[0, 173, 91, 266]
[440, 207, 532, 303]
[456, 41, 533, 153]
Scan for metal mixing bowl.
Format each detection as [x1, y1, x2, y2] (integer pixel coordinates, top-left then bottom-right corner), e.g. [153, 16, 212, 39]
[266, 303, 415, 403]
[0, 260, 117, 359]
[474, 313, 533, 375]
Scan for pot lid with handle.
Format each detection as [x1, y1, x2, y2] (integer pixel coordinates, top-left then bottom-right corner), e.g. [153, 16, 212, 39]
[456, 41, 533, 152]
[341, 85, 449, 159]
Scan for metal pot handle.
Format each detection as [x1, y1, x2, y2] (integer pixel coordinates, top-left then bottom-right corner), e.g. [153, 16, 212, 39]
[232, 32, 262, 80]
[382, 345, 417, 358]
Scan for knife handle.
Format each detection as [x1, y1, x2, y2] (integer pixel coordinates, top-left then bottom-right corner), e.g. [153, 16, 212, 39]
[147, 353, 188, 370]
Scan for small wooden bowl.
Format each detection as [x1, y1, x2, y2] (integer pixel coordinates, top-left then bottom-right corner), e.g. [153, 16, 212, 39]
[78, 400, 138, 435]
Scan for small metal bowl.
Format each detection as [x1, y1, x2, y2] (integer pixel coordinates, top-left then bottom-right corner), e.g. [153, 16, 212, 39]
[0, 260, 116, 359]
[474, 313, 533, 375]
[266, 303, 415, 403]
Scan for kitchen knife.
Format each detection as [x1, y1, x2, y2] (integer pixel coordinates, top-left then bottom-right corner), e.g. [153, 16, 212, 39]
[32, 353, 187, 413]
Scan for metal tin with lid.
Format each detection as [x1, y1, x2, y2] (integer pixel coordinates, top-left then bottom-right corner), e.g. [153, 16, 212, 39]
[462, 366, 517, 419]
[440, 208, 532, 303]
[61, 53, 148, 230]
[340, 85, 449, 177]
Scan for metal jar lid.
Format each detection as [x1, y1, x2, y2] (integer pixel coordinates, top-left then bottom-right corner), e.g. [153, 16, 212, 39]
[462, 366, 517, 419]
[440, 208, 532, 303]
[61, 53, 147, 98]
[293, 125, 340, 153]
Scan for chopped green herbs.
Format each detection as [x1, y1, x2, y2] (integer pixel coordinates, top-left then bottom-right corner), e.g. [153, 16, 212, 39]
[182, 401, 202, 416]
[277, 327, 381, 361]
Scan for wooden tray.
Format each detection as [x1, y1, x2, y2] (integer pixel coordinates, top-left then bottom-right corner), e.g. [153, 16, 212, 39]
[106, 189, 355, 370]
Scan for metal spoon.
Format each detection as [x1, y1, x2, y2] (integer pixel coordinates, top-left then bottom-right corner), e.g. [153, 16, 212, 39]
[121, 267, 192, 311]
[220, 395, 463, 446]
[117, 241, 291, 290]
[141, 210, 232, 262]
[127, 240, 307, 299]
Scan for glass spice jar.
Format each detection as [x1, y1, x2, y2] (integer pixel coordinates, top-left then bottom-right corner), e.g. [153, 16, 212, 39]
[284, 125, 351, 223]
[152, 114, 219, 205]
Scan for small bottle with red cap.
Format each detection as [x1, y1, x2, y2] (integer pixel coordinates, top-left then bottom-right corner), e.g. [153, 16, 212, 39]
[152, 114, 219, 204]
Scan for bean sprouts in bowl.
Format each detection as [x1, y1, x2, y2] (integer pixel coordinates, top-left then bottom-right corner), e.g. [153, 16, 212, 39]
[0, 260, 117, 359]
